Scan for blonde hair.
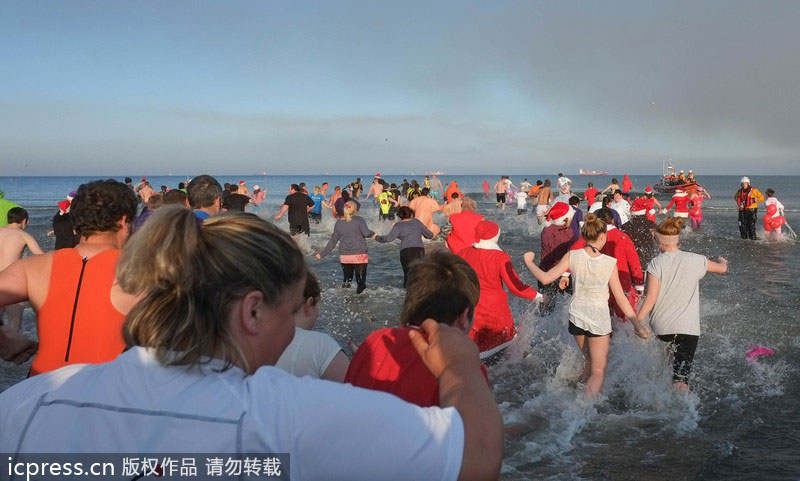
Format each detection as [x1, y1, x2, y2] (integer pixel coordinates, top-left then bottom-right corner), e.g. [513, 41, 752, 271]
[117, 206, 305, 371]
[342, 200, 358, 221]
[580, 213, 607, 241]
[657, 217, 684, 235]
[461, 197, 477, 212]
[314, 186, 321, 195]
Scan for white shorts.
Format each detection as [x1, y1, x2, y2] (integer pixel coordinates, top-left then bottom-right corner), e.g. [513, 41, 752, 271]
[536, 205, 549, 217]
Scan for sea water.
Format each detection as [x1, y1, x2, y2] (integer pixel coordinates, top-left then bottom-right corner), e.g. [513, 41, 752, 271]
[1, 174, 798, 480]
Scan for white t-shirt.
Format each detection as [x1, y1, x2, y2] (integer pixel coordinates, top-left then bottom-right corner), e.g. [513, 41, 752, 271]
[0, 347, 464, 481]
[276, 327, 342, 379]
[588, 201, 603, 213]
[568, 249, 617, 335]
[610, 199, 631, 225]
[515, 191, 528, 209]
[520, 181, 531, 192]
[646, 251, 707, 336]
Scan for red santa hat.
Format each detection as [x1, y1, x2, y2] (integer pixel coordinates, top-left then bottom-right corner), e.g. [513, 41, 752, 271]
[631, 198, 648, 216]
[141, 177, 147, 181]
[645, 186, 653, 194]
[546, 202, 573, 225]
[239, 180, 246, 185]
[475, 220, 500, 241]
[374, 173, 381, 178]
[57, 200, 71, 215]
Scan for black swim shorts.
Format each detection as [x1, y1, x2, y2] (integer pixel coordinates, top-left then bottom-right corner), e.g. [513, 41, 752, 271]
[496, 193, 507, 203]
[568, 321, 606, 338]
[657, 334, 699, 384]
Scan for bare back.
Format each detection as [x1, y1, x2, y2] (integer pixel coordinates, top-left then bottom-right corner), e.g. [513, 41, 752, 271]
[0, 226, 43, 271]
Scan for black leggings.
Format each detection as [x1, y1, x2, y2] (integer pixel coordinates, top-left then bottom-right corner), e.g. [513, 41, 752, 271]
[399, 247, 425, 287]
[657, 334, 699, 383]
[341, 263, 368, 292]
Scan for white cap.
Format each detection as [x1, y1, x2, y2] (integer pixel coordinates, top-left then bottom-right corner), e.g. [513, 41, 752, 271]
[741, 176, 750, 184]
[689, 170, 693, 173]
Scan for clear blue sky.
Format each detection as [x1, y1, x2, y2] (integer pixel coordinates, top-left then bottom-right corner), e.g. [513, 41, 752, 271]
[1, 1, 798, 175]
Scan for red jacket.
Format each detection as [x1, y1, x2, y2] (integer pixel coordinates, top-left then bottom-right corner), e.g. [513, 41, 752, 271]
[346, 326, 489, 407]
[570, 226, 643, 318]
[457, 246, 538, 352]
[666, 192, 690, 214]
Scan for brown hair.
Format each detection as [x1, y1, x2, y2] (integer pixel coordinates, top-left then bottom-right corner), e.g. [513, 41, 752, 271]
[401, 251, 480, 327]
[580, 213, 607, 241]
[657, 217, 684, 235]
[117, 207, 306, 372]
[304, 270, 321, 306]
[163, 189, 188, 206]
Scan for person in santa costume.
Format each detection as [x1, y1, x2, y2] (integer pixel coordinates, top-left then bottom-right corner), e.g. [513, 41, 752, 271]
[539, 202, 577, 314]
[642, 186, 662, 223]
[457, 220, 542, 357]
[663, 188, 690, 218]
[446, 197, 484, 254]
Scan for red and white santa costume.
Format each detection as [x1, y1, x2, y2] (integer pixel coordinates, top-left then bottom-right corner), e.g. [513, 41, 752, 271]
[665, 189, 690, 218]
[457, 221, 541, 357]
[643, 186, 658, 222]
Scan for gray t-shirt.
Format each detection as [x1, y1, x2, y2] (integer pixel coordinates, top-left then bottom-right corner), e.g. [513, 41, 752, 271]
[646, 250, 707, 336]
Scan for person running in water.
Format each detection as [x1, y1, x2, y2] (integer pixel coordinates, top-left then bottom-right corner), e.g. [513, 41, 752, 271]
[642, 186, 662, 223]
[687, 187, 711, 230]
[494, 177, 509, 210]
[636, 218, 728, 393]
[662, 188, 690, 219]
[764, 188, 786, 239]
[482, 179, 490, 198]
[0, 207, 44, 331]
[535, 180, 553, 224]
[407, 188, 442, 237]
[375, 206, 434, 287]
[316, 201, 375, 294]
[457, 221, 542, 358]
[600, 178, 620, 195]
[524, 213, 648, 398]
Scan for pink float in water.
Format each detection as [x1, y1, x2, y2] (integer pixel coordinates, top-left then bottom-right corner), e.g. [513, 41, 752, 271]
[746, 347, 774, 359]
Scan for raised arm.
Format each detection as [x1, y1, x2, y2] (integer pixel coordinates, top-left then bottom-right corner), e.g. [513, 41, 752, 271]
[523, 251, 571, 286]
[500, 259, 539, 299]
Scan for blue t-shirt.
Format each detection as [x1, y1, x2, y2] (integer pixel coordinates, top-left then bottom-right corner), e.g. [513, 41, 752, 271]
[310, 193, 325, 214]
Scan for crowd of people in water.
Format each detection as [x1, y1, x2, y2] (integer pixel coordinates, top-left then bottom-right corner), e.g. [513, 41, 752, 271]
[0, 172, 789, 478]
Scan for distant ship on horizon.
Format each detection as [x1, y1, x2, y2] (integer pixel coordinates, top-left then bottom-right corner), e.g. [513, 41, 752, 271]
[579, 168, 608, 175]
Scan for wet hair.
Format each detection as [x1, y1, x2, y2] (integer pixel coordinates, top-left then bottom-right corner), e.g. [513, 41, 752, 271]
[118, 207, 305, 372]
[163, 189, 188, 206]
[657, 217, 684, 235]
[581, 213, 607, 241]
[397, 206, 414, 220]
[343, 201, 358, 221]
[421, 188, 430, 196]
[7, 207, 28, 224]
[290, 184, 301, 192]
[596, 208, 616, 225]
[71, 179, 138, 238]
[544, 179, 551, 187]
[304, 270, 321, 306]
[568, 195, 581, 207]
[461, 197, 477, 212]
[451, 192, 460, 200]
[611, 178, 618, 184]
[147, 193, 164, 210]
[187, 175, 223, 209]
[401, 251, 480, 327]
[766, 188, 775, 197]
[125, 177, 133, 184]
